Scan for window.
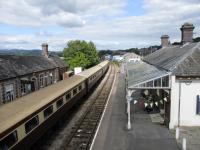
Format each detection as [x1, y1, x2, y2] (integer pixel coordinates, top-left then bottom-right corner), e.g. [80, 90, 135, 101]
[196, 95, 200, 115]
[56, 99, 63, 108]
[4, 84, 14, 103]
[43, 105, 53, 119]
[73, 88, 77, 95]
[0, 131, 18, 149]
[39, 74, 44, 87]
[66, 93, 71, 101]
[49, 72, 53, 84]
[78, 85, 82, 91]
[31, 77, 37, 91]
[25, 116, 39, 134]
[21, 83, 26, 95]
[21, 83, 32, 96]
[162, 76, 169, 87]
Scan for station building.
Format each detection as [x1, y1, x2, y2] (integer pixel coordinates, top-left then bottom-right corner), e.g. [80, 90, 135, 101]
[122, 53, 141, 63]
[126, 23, 200, 129]
[0, 43, 68, 105]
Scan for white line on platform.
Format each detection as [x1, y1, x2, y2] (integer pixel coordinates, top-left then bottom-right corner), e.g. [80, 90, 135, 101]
[90, 68, 117, 150]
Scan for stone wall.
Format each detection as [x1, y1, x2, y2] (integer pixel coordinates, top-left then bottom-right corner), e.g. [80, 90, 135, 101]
[0, 68, 61, 105]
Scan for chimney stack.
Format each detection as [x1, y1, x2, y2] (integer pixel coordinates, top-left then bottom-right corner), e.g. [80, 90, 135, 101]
[180, 23, 194, 44]
[42, 43, 48, 57]
[161, 35, 169, 48]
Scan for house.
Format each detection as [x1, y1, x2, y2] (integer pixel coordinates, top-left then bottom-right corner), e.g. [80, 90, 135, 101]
[122, 53, 141, 63]
[138, 46, 160, 57]
[0, 43, 68, 105]
[104, 54, 112, 60]
[126, 23, 200, 129]
[113, 55, 123, 62]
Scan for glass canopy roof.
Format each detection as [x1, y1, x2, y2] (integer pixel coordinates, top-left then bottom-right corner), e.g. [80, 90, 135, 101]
[126, 61, 171, 89]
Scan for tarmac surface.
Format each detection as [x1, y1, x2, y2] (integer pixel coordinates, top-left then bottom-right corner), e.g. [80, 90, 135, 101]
[91, 69, 179, 150]
[177, 127, 200, 150]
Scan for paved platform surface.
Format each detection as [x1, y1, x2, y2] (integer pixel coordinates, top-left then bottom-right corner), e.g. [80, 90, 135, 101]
[177, 127, 200, 150]
[91, 71, 179, 150]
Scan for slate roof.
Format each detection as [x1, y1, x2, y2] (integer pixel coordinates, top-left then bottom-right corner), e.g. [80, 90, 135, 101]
[144, 42, 200, 76]
[0, 54, 67, 80]
[48, 54, 67, 68]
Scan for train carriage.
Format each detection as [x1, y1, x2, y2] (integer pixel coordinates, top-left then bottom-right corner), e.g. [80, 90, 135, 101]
[0, 75, 86, 150]
[77, 60, 109, 91]
[77, 65, 102, 91]
[0, 61, 109, 150]
[98, 60, 109, 74]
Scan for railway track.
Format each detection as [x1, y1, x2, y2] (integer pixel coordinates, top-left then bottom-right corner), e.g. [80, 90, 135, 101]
[64, 64, 116, 150]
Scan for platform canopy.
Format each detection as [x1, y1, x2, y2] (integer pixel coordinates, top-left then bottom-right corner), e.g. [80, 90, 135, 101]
[126, 61, 171, 89]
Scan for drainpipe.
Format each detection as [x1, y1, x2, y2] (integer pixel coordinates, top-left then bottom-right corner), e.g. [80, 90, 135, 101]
[176, 81, 182, 140]
[178, 81, 181, 127]
[176, 79, 192, 140]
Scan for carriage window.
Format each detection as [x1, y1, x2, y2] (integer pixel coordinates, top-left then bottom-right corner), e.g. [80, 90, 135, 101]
[66, 93, 71, 101]
[25, 116, 39, 134]
[0, 131, 18, 149]
[78, 85, 82, 91]
[73, 88, 77, 95]
[56, 99, 63, 108]
[43, 105, 53, 119]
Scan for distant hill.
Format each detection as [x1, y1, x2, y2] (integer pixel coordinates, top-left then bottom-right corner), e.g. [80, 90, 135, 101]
[0, 49, 62, 56]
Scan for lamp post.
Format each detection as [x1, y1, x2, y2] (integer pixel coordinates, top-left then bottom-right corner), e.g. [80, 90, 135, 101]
[126, 89, 133, 130]
[127, 96, 132, 130]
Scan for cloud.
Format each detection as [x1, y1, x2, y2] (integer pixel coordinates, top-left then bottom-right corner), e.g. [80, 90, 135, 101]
[0, 34, 73, 50]
[0, 0, 125, 27]
[0, 0, 200, 50]
[73, 0, 200, 49]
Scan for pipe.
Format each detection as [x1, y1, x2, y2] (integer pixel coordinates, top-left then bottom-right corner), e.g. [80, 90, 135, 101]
[178, 82, 182, 127]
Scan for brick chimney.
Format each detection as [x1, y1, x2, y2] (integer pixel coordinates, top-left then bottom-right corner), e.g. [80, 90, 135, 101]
[180, 23, 195, 44]
[42, 43, 49, 57]
[161, 35, 169, 48]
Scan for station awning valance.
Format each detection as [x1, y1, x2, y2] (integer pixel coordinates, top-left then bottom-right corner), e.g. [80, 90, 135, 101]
[126, 61, 171, 89]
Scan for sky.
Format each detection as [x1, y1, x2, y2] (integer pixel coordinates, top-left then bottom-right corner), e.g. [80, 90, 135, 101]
[0, 0, 200, 51]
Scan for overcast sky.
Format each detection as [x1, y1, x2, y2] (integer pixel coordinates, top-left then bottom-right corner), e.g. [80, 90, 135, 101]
[0, 0, 200, 51]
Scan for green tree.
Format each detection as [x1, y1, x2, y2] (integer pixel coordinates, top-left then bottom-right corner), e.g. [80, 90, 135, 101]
[69, 52, 89, 70]
[63, 40, 100, 70]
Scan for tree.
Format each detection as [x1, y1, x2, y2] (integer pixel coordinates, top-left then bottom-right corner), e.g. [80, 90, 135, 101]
[69, 52, 89, 70]
[98, 50, 113, 58]
[63, 40, 100, 70]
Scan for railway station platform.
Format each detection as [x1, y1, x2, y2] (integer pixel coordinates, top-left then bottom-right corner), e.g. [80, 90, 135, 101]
[91, 70, 179, 150]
